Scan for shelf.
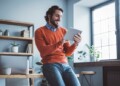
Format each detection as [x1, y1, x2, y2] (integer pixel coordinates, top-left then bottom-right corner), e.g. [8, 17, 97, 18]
[0, 73, 79, 78]
[0, 36, 33, 41]
[0, 73, 44, 78]
[0, 52, 33, 56]
[0, 19, 34, 27]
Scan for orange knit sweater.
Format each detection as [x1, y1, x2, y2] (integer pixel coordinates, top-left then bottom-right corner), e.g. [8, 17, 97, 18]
[35, 26, 77, 64]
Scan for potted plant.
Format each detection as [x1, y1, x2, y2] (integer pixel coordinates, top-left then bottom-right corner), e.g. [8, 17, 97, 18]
[1, 67, 11, 75]
[85, 44, 100, 62]
[78, 50, 87, 60]
[78, 44, 100, 62]
[11, 41, 20, 53]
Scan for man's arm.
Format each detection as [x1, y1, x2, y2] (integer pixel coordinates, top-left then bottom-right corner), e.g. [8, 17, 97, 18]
[63, 33, 81, 56]
[35, 30, 62, 57]
[63, 41, 77, 56]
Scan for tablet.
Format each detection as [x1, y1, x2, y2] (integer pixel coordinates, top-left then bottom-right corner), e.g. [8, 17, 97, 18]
[64, 28, 82, 41]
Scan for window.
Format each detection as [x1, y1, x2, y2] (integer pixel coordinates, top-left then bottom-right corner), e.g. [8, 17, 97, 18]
[91, 1, 116, 60]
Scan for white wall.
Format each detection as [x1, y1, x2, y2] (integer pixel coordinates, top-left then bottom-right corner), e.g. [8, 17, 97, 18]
[66, 0, 80, 28]
[73, 2, 91, 62]
[0, 0, 67, 28]
[0, 0, 67, 86]
[66, 0, 91, 62]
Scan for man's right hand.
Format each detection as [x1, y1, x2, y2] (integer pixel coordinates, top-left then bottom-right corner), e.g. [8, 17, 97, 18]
[58, 39, 65, 46]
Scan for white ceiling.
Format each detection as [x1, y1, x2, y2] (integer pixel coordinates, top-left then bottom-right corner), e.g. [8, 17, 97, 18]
[77, 0, 109, 7]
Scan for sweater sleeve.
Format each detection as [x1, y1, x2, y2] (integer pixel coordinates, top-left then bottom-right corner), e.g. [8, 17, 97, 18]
[63, 41, 77, 56]
[35, 29, 61, 57]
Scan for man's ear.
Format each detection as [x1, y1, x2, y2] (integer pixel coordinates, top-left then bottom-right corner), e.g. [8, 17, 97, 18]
[48, 15, 51, 20]
[48, 15, 51, 23]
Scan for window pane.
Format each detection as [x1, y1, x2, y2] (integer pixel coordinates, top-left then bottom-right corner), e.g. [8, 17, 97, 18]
[108, 3, 115, 17]
[101, 46, 109, 59]
[93, 9, 101, 22]
[100, 5, 109, 20]
[94, 35, 101, 47]
[109, 45, 117, 59]
[109, 31, 116, 45]
[101, 20, 108, 33]
[101, 33, 109, 46]
[108, 17, 115, 31]
[93, 22, 101, 34]
[92, 2, 116, 60]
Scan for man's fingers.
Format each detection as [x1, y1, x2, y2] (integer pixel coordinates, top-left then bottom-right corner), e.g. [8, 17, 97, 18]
[74, 34, 82, 44]
[76, 32, 81, 36]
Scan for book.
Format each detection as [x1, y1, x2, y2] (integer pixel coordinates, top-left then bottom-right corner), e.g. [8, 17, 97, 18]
[21, 30, 29, 37]
[64, 28, 82, 41]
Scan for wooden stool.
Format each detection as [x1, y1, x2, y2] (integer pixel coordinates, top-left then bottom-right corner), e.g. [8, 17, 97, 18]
[80, 71, 95, 86]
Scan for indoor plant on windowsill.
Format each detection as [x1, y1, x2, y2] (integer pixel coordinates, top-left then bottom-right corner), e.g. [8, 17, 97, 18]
[78, 44, 100, 62]
[11, 41, 20, 53]
[78, 50, 87, 60]
[85, 44, 100, 62]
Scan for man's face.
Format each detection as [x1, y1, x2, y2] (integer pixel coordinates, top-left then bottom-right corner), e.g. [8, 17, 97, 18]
[49, 10, 63, 28]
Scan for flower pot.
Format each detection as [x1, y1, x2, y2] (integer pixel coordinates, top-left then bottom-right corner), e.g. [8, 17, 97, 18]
[90, 56, 96, 62]
[12, 46, 19, 52]
[1, 67, 11, 75]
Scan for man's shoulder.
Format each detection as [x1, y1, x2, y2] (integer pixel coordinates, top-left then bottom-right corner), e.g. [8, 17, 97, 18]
[37, 26, 46, 30]
[35, 26, 47, 36]
[35, 26, 46, 32]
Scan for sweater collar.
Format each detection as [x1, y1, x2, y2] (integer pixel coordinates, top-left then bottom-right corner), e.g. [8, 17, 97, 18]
[45, 23, 58, 32]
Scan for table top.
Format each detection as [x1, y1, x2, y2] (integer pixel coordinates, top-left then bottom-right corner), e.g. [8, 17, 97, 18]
[74, 59, 120, 67]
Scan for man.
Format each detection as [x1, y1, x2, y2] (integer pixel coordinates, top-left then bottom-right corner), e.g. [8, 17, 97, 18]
[35, 5, 81, 86]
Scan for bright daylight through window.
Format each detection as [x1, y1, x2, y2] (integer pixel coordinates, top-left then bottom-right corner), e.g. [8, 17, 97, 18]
[92, 2, 116, 60]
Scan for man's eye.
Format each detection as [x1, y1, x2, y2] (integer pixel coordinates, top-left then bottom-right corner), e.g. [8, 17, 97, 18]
[56, 15, 59, 17]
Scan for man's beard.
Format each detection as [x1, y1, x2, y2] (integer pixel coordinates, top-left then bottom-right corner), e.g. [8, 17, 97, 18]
[50, 19, 59, 28]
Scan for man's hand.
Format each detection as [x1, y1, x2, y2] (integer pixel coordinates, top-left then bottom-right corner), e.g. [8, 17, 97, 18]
[57, 39, 65, 46]
[73, 33, 81, 46]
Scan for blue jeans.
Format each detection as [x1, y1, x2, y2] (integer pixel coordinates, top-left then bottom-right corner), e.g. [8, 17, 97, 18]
[42, 63, 81, 86]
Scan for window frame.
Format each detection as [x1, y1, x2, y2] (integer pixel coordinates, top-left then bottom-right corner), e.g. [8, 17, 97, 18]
[90, 0, 120, 59]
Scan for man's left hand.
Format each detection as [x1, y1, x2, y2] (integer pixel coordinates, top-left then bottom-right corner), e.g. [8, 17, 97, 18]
[73, 33, 81, 46]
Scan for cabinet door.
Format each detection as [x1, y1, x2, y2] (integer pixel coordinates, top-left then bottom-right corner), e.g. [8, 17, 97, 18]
[103, 66, 120, 86]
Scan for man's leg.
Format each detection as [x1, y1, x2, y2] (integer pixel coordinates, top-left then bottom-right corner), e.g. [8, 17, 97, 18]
[62, 64, 81, 86]
[42, 63, 65, 86]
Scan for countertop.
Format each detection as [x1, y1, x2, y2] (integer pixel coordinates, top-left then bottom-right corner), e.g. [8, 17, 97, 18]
[74, 59, 120, 67]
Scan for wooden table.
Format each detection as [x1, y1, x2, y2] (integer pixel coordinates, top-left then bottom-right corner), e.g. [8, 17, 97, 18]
[74, 59, 120, 86]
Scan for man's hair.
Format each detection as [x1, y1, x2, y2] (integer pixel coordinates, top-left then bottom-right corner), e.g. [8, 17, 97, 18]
[45, 5, 63, 22]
